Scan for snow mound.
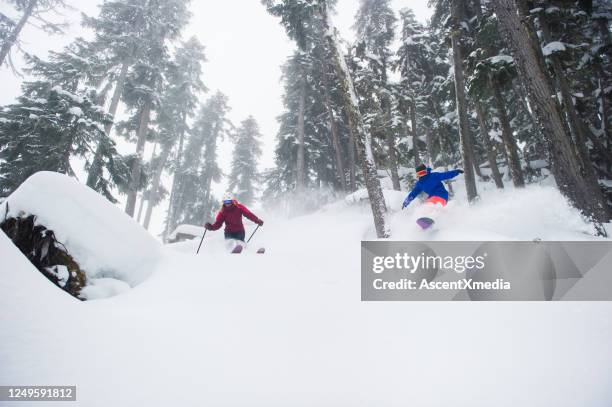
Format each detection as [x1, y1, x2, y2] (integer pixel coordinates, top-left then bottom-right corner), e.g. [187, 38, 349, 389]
[80, 278, 131, 300]
[168, 224, 204, 241]
[1, 172, 161, 287]
[543, 41, 567, 56]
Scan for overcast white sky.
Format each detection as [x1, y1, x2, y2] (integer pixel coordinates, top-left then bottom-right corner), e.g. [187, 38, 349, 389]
[0, 0, 432, 236]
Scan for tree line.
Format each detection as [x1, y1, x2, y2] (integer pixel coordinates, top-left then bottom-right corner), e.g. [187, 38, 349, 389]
[262, 0, 611, 237]
[0, 0, 262, 240]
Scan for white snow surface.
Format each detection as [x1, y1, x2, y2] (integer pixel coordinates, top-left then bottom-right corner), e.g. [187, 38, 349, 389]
[490, 54, 514, 64]
[543, 41, 567, 56]
[1, 172, 612, 406]
[68, 106, 83, 117]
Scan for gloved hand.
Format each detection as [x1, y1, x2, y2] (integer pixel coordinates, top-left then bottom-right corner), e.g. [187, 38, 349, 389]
[257, 220, 264, 226]
[204, 222, 212, 230]
[402, 198, 411, 210]
[456, 169, 464, 174]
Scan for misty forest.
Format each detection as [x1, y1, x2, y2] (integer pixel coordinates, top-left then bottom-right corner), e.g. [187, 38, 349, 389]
[0, 0, 611, 238]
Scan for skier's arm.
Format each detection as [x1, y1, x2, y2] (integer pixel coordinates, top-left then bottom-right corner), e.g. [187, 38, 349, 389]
[435, 169, 463, 181]
[402, 184, 423, 209]
[238, 204, 263, 226]
[207, 210, 225, 230]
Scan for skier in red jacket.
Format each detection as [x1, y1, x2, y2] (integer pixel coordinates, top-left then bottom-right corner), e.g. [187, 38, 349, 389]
[204, 197, 263, 242]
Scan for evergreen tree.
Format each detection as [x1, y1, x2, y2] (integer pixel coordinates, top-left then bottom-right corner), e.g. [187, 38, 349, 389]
[354, 0, 401, 191]
[396, 8, 456, 170]
[264, 0, 390, 237]
[153, 37, 207, 235]
[491, 0, 609, 235]
[0, 0, 69, 68]
[83, 0, 192, 199]
[262, 0, 350, 194]
[117, 0, 192, 217]
[228, 117, 263, 205]
[466, 15, 526, 188]
[171, 92, 231, 227]
[0, 81, 126, 199]
[447, 0, 478, 201]
[269, 48, 352, 200]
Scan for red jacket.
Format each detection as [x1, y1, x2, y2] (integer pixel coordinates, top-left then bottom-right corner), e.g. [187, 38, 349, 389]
[208, 202, 261, 233]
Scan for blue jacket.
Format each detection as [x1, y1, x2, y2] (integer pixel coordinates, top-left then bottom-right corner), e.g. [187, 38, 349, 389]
[403, 168, 461, 208]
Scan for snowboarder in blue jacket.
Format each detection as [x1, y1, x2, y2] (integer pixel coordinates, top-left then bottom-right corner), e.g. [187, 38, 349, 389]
[402, 164, 464, 209]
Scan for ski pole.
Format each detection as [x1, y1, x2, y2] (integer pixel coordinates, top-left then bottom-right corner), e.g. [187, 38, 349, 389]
[196, 229, 207, 254]
[247, 225, 260, 243]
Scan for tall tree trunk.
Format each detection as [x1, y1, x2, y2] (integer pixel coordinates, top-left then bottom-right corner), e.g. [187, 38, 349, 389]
[319, 3, 389, 237]
[381, 59, 401, 191]
[87, 61, 130, 188]
[512, 81, 540, 131]
[384, 99, 401, 191]
[202, 123, 222, 204]
[426, 98, 442, 167]
[137, 142, 157, 224]
[599, 74, 612, 174]
[143, 145, 171, 230]
[491, 77, 525, 187]
[492, 0, 609, 234]
[104, 62, 130, 137]
[516, 0, 556, 91]
[409, 98, 421, 167]
[198, 121, 223, 225]
[451, 0, 478, 202]
[595, 14, 611, 174]
[475, 103, 504, 188]
[164, 110, 188, 241]
[347, 125, 357, 191]
[0, 0, 37, 67]
[136, 193, 146, 223]
[321, 62, 347, 191]
[425, 128, 435, 167]
[473, 0, 483, 20]
[125, 101, 152, 217]
[538, 12, 600, 185]
[296, 66, 306, 193]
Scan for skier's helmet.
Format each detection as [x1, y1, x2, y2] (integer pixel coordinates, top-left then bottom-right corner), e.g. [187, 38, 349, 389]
[415, 163, 427, 178]
[222, 194, 234, 206]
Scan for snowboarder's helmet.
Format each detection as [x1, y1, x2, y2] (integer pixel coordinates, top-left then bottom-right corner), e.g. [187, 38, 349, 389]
[415, 164, 427, 178]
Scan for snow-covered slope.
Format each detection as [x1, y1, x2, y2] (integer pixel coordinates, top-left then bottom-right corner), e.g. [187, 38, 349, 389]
[387, 182, 603, 240]
[1, 173, 611, 406]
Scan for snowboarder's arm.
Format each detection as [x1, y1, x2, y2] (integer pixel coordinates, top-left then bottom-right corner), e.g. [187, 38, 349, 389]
[208, 211, 225, 230]
[402, 184, 423, 209]
[435, 169, 463, 181]
[238, 204, 263, 225]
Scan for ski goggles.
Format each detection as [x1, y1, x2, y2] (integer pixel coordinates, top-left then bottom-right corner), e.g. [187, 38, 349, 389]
[223, 200, 233, 205]
[416, 169, 427, 178]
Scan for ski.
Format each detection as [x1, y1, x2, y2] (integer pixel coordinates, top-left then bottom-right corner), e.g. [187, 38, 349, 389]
[257, 248, 265, 254]
[231, 244, 243, 254]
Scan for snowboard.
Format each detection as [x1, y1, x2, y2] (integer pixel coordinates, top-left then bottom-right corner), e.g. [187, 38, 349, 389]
[416, 217, 435, 230]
